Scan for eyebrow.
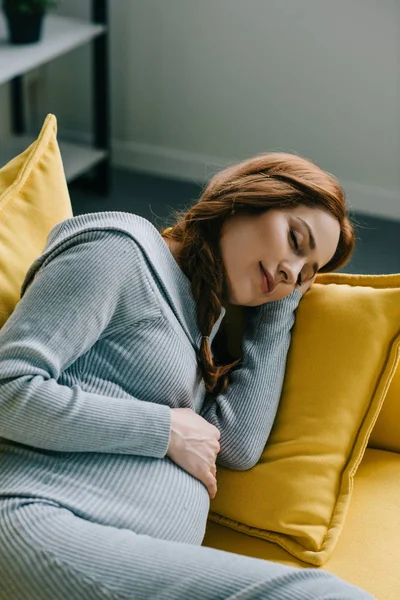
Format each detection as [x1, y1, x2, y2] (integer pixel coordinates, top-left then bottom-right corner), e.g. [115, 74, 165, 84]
[296, 217, 319, 277]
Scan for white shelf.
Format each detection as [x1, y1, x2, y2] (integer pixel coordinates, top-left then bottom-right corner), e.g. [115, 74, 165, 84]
[0, 14, 105, 85]
[0, 135, 107, 183]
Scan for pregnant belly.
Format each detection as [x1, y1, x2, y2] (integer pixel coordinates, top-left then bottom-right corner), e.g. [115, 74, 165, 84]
[0, 445, 210, 546]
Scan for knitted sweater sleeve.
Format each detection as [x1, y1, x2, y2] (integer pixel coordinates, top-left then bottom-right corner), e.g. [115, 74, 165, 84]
[200, 290, 302, 471]
[0, 231, 171, 457]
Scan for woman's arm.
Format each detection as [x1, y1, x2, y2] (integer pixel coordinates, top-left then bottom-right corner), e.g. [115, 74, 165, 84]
[200, 290, 302, 470]
[0, 231, 171, 457]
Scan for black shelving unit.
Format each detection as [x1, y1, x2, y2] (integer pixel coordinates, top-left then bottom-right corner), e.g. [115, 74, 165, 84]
[8, 0, 110, 195]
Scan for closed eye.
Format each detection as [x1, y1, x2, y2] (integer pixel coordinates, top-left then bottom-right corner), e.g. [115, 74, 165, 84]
[289, 228, 303, 286]
[290, 229, 300, 253]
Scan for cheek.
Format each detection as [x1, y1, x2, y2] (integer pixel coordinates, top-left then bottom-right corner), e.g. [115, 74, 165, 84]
[225, 264, 254, 304]
[266, 223, 289, 258]
[221, 229, 252, 279]
[223, 252, 258, 306]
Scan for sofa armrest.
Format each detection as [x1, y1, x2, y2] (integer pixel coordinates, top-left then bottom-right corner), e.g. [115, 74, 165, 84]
[369, 362, 400, 453]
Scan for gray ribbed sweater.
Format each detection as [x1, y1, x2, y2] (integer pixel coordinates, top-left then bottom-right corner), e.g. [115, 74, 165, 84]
[0, 212, 301, 546]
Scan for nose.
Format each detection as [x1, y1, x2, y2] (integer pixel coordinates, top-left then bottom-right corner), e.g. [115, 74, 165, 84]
[279, 259, 304, 286]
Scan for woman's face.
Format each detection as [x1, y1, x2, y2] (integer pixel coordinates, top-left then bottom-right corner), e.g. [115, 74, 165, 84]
[220, 205, 341, 306]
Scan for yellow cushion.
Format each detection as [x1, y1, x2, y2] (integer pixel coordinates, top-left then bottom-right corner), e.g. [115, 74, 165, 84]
[204, 449, 400, 600]
[0, 114, 73, 327]
[209, 273, 400, 566]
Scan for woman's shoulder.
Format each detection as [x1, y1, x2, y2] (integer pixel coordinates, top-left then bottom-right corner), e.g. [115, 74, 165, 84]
[22, 222, 156, 301]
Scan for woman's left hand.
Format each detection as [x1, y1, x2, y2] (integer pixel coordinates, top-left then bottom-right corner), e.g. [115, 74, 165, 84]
[297, 274, 317, 296]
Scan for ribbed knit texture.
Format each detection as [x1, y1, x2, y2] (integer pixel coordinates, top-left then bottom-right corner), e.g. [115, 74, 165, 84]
[0, 212, 373, 599]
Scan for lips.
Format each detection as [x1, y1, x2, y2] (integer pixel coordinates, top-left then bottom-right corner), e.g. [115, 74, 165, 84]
[259, 262, 269, 293]
[259, 263, 276, 294]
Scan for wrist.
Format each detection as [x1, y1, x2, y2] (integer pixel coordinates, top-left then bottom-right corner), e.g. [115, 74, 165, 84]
[166, 408, 183, 457]
[243, 290, 300, 340]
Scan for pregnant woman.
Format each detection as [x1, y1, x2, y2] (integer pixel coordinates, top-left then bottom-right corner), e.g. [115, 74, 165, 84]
[0, 153, 373, 599]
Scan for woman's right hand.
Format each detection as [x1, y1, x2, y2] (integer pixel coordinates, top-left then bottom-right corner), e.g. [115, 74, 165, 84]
[166, 408, 220, 499]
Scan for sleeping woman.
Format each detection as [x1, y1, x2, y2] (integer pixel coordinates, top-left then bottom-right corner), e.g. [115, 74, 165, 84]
[0, 153, 374, 599]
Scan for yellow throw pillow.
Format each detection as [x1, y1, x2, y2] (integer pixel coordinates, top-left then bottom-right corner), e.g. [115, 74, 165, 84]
[0, 114, 73, 327]
[209, 272, 400, 566]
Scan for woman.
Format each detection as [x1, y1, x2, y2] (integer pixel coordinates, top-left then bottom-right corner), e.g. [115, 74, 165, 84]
[0, 153, 373, 599]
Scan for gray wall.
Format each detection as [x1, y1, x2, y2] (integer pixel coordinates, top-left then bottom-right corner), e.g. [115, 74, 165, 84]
[3, 0, 400, 220]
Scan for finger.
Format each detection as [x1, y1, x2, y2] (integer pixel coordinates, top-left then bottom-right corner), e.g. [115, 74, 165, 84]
[207, 473, 217, 499]
[298, 275, 317, 295]
[209, 485, 217, 500]
[209, 450, 218, 464]
[213, 426, 221, 441]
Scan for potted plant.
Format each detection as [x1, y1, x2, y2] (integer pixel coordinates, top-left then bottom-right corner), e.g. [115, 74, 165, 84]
[2, 0, 58, 45]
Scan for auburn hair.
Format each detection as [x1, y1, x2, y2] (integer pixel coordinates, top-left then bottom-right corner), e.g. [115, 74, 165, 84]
[160, 152, 356, 397]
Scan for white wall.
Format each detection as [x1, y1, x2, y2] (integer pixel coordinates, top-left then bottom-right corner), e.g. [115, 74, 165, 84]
[3, 0, 400, 219]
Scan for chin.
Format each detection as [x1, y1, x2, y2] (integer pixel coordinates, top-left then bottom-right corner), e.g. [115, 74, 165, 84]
[230, 297, 270, 307]
[228, 286, 263, 307]
[228, 283, 284, 307]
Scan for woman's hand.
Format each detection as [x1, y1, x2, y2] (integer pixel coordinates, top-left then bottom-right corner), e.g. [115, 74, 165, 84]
[297, 274, 317, 296]
[167, 408, 220, 499]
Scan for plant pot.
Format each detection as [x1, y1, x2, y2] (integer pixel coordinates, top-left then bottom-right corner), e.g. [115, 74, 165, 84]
[3, 9, 45, 44]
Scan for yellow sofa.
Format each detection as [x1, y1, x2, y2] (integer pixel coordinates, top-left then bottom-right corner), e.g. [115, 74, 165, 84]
[203, 366, 400, 600]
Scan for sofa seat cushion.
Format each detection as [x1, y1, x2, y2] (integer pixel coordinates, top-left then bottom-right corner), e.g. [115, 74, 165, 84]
[204, 448, 400, 600]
